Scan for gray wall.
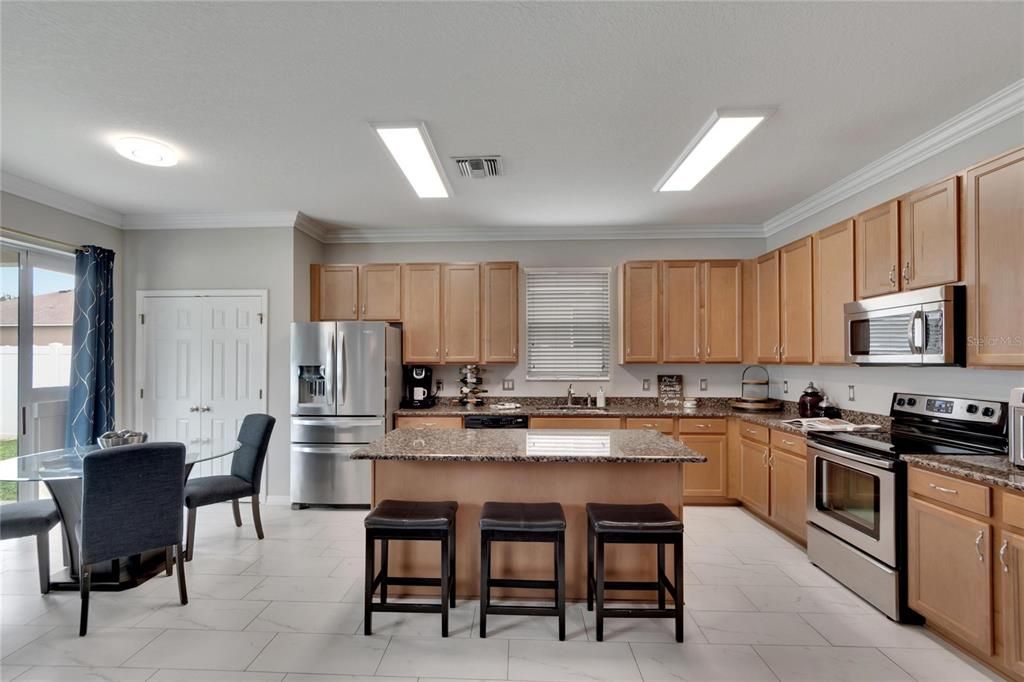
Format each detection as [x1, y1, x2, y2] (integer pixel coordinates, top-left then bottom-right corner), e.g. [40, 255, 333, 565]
[121, 227, 295, 500]
[1, 192, 127, 426]
[292, 229, 321, 324]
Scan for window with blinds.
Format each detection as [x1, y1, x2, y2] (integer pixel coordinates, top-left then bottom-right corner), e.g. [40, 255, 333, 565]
[526, 268, 612, 380]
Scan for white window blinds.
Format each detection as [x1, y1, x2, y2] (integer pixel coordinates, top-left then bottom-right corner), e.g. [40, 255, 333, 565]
[526, 268, 612, 380]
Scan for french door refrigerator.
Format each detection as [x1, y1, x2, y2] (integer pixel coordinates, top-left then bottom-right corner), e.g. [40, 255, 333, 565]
[290, 321, 401, 507]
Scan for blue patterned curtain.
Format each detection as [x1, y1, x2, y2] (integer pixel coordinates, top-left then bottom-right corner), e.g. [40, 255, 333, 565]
[66, 245, 115, 447]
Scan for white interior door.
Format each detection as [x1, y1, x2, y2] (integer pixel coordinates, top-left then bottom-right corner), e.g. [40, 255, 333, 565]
[198, 296, 266, 478]
[139, 297, 203, 450]
[137, 292, 267, 481]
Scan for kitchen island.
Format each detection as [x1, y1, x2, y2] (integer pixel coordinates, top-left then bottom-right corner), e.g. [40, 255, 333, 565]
[352, 428, 705, 600]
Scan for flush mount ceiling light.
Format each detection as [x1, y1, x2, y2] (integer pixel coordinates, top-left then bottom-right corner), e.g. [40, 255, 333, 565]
[373, 123, 450, 198]
[113, 136, 178, 167]
[656, 109, 772, 192]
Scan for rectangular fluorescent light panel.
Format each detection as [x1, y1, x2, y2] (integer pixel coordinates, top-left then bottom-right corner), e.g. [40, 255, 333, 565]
[657, 111, 766, 192]
[375, 124, 449, 198]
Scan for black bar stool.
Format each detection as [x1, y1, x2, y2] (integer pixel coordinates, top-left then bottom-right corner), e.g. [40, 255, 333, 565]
[586, 502, 684, 642]
[364, 499, 458, 637]
[479, 501, 566, 641]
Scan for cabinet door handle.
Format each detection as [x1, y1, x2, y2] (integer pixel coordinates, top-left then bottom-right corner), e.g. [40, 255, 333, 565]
[696, 424, 710, 429]
[746, 428, 758, 435]
[779, 344, 785, 357]
[772, 344, 778, 355]
[928, 483, 959, 495]
[706, 346, 711, 358]
[889, 265, 897, 286]
[352, 305, 357, 314]
[362, 304, 366, 315]
[1000, 539, 1010, 573]
[782, 439, 796, 446]
[902, 261, 911, 285]
[975, 530, 985, 562]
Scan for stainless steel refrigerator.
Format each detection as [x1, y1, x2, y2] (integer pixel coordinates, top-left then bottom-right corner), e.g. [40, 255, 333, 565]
[290, 321, 401, 507]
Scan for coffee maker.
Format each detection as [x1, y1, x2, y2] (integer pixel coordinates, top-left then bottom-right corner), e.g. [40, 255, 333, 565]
[402, 365, 437, 408]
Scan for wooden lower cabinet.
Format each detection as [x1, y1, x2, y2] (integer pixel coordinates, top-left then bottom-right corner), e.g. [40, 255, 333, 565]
[907, 496, 993, 655]
[768, 448, 806, 541]
[739, 438, 770, 516]
[394, 416, 464, 429]
[681, 434, 727, 498]
[528, 417, 622, 429]
[1001, 529, 1024, 676]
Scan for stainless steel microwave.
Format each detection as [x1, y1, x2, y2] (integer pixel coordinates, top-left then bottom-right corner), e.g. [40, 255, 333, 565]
[844, 285, 965, 366]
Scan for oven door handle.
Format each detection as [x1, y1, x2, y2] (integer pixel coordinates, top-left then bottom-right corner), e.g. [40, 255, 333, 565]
[809, 442, 896, 470]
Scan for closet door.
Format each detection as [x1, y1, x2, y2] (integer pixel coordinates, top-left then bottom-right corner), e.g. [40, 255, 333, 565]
[199, 296, 267, 477]
[138, 297, 204, 452]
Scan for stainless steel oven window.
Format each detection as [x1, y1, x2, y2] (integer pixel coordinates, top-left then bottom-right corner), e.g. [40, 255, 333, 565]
[816, 456, 882, 540]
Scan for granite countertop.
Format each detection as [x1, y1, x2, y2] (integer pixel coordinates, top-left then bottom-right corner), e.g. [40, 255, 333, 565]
[351, 428, 708, 464]
[394, 398, 889, 437]
[902, 454, 1024, 493]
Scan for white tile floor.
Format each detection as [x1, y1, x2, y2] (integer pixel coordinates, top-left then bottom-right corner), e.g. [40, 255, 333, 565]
[0, 504, 1001, 681]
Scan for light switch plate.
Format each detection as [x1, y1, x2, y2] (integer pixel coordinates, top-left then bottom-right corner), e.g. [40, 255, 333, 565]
[699, 378, 708, 391]
[642, 378, 651, 391]
[848, 384, 856, 401]
[436, 380, 444, 393]
[783, 380, 789, 394]
[502, 379, 514, 391]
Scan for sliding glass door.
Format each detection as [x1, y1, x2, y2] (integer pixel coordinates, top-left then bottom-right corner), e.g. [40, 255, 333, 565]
[0, 241, 75, 501]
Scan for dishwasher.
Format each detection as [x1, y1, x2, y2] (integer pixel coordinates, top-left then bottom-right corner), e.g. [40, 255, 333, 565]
[464, 415, 529, 429]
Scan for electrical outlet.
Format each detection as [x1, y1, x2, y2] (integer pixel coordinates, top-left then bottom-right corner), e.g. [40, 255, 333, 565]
[699, 377, 708, 391]
[783, 380, 789, 394]
[502, 379, 514, 391]
[436, 380, 444, 394]
[642, 378, 651, 391]
[848, 384, 856, 401]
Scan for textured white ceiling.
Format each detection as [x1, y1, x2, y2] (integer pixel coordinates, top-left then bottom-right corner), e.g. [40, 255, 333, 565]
[2, 1, 1022, 232]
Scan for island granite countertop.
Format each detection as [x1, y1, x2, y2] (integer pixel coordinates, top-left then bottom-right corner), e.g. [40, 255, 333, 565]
[902, 454, 1024, 493]
[394, 397, 890, 437]
[351, 428, 708, 464]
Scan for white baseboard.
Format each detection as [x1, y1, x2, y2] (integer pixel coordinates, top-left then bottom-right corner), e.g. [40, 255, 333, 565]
[265, 495, 292, 506]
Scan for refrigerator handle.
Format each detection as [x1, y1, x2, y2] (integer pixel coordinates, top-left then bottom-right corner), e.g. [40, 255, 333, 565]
[337, 331, 346, 407]
[326, 334, 335, 405]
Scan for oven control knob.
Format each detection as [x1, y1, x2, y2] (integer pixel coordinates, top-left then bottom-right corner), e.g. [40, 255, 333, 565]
[896, 398, 906, 406]
[906, 398, 917, 407]
[966, 404, 979, 414]
[982, 407, 995, 418]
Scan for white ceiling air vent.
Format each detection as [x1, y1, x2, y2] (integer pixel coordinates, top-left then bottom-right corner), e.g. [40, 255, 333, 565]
[453, 156, 503, 179]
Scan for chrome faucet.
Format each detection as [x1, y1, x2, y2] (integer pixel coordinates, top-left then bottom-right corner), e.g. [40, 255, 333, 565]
[566, 383, 575, 407]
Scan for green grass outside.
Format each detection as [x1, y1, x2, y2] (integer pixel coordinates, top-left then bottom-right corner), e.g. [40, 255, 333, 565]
[1, 439, 17, 501]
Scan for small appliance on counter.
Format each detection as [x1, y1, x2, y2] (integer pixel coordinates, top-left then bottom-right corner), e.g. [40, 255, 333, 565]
[402, 365, 437, 409]
[729, 365, 783, 412]
[1011, 387, 1024, 468]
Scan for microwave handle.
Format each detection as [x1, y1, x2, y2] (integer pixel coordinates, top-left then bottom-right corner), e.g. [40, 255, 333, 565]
[906, 310, 924, 354]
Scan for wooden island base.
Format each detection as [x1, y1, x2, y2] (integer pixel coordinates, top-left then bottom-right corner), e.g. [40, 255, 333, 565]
[372, 460, 684, 601]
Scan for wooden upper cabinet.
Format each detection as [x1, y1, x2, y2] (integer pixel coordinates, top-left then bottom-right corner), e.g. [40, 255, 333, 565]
[1002, 529, 1024, 676]
[965, 147, 1024, 367]
[755, 251, 781, 363]
[360, 264, 402, 321]
[704, 261, 743, 363]
[317, 264, 359, 320]
[900, 177, 960, 290]
[620, 261, 660, 363]
[813, 220, 855, 364]
[908, 497, 993, 655]
[401, 264, 443, 364]
[661, 261, 701, 363]
[442, 264, 481, 363]
[481, 262, 518, 364]
[855, 200, 900, 299]
[779, 237, 814, 364]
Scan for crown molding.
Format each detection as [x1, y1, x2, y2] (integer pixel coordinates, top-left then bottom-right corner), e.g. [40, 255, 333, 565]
[293, 211, 329, 242]
[122, 211, 298, 230]
[763, 78, 1024, 237]
[1, 172, 124, 228]
[319, 222, 765, 244]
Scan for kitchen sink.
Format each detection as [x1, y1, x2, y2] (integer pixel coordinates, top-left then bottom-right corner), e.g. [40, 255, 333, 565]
[545, 405, 609, 413]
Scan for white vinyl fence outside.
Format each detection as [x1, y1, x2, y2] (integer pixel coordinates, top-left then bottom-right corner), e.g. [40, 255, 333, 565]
[0, 344, 71, 439]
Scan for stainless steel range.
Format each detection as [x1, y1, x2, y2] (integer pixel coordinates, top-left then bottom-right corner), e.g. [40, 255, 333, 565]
[806, 392, 1008, 622]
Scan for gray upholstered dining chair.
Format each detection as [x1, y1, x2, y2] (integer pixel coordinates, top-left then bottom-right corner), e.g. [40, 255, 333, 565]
[0, 499, 61, 594]
[184, 414, 275, 561]
[79, 442, 188, 636]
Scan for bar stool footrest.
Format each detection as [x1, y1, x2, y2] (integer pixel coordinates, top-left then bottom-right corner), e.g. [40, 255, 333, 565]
[600, 607, 680, 619]
[486, 604, 560, 617]
[377, 576, 442, 588]
[489, 578, 557, 590]
[371, 602, 444, 614]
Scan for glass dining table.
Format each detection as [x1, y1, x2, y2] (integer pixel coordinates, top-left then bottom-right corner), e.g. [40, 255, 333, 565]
[0, 440, 239, 591]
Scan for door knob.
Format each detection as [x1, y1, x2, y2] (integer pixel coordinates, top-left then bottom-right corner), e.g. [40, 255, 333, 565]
[189, 405, 200, 413]
[200, 406, 211, 413]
